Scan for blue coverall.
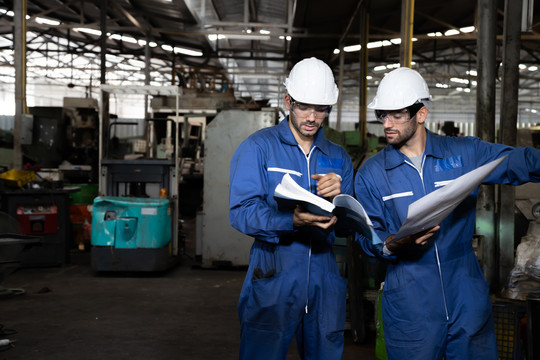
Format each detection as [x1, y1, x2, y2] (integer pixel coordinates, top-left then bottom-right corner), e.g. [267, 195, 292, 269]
[229, 117, 354, 360]
[354, 130, 540, 360]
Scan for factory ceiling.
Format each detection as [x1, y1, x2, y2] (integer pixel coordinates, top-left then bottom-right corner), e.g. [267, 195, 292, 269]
[0, 0, 539, 108]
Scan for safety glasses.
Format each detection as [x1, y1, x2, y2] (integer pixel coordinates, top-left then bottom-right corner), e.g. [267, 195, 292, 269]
[290, 97, 332, 119]
[375, 103, 424, 124]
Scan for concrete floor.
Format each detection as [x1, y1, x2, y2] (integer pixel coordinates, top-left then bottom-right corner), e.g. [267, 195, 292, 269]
[1, 250, 376, 360]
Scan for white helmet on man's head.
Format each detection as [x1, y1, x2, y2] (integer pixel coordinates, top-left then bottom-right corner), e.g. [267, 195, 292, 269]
[368, 67, 432, 110]
[284, 57, 339, 105]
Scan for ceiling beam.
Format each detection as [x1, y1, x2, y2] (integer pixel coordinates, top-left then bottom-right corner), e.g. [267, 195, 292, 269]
[110, 0, 149, 35]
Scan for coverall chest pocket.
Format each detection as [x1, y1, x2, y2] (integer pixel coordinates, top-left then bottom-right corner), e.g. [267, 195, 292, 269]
[316, 155, 344, 177]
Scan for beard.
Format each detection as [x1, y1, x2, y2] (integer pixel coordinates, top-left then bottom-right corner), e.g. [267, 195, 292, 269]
[385, 116, 418, 149]
[289, 112, 321, 138]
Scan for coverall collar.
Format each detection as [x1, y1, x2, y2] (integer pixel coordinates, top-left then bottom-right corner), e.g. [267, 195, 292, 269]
[383, 129, 444, 170]
[278, 116, 331, 155]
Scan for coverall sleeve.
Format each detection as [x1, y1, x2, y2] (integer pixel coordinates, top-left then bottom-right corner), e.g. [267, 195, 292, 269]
[353, 165, 397, 260]
[229, 138, 294, 242]
[472, 139, 540, 185]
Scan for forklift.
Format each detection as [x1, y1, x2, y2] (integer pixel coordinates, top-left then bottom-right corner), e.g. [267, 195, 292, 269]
[91, 85, 182, 272]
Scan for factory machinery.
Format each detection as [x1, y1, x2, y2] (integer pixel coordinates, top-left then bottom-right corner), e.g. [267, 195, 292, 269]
[0, 97, 100, 270]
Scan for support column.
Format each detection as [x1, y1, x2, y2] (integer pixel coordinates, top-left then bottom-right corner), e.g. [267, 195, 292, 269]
[99, 0, 109, 195]
[498, 0, 522, 288]
[400, 0, 414, 68]
[13, 0, 27, 170]
[358, 2, 369, 147]
[144, 33, 151, 119]
[475, 0, 497, 288]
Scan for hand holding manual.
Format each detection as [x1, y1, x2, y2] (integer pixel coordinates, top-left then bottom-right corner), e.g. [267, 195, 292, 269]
[274, 173, 381, 243]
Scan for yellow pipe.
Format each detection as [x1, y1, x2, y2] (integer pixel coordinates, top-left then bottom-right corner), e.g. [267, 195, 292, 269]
[401, 0, 415, 68]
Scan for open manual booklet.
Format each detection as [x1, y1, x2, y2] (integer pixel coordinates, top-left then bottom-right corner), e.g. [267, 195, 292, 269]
[274, 172, 382, 243]
[274, 155, 507, 246]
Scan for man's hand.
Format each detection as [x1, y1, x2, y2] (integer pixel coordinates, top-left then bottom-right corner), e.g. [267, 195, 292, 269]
[293, 205, 337, 230]
[385, 225, 440, 253]
[312, 173, 341, 199]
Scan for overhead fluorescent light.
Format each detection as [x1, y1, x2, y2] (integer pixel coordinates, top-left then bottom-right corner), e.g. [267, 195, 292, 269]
[35, 17, 60, 26]
[109, 34, 138, 44]
[138, 39, 158, 47]
[174, 46, 203, 56]
[75, 27, 102, 36]
[460, 26, 475, 33]
[161, 44, 202, 56]
[337, 37, 411, 54]
[218, 33, 271, 41]
[444, 29, 460, 36]
[450, 77, 469, 84]
[344, 44, 361, 52]
[208, 34, 226, 41]
[0, 9, 14, 17]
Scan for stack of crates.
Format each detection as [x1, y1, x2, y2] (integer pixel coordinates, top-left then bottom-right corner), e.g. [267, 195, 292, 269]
[492, 300, 527, 360]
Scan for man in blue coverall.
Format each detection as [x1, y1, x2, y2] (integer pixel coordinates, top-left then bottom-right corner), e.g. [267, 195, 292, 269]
[229, 57, 354, 359]
[354, 67, 540, 360]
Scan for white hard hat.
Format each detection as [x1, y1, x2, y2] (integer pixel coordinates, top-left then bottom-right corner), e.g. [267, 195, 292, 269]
[284, 57, 339, 105]
[368, 67, 432, 110]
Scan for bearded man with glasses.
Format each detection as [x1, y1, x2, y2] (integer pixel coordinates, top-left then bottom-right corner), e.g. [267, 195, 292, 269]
[354, 67, 540, 360]
[229, 57, 354, 359]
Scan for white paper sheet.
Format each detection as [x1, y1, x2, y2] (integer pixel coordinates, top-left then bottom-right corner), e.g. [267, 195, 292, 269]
[392, 155, 507, 241]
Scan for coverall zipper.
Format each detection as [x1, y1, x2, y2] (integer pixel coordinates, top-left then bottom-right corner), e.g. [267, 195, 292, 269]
[435, 243, 450, 320]
[301, 145, 316, 314]
[405, 156, 450, 321]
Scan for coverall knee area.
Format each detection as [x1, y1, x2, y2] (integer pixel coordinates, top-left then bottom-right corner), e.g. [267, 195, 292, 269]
[381, 254, 498, 360]
[237, 240, 347, 360]
[383, 316, 497, 360]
